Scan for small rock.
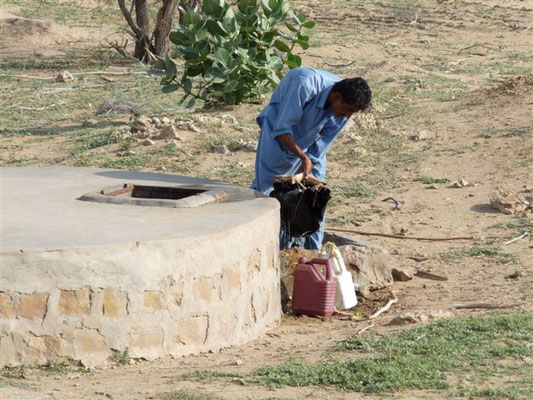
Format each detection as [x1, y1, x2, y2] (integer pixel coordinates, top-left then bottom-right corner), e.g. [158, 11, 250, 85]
[235, 359, 243, 365]
[411, 129, 435, 141]
[166, 139, 180, 148]
[131, 116, 152, 132]
[150, 117, 161, 127]
[235, 138, 258, 152]
[490, 190, 530, 215]
[156, 166, 167, 171]
[214, 144, 230, 155]
[220, 114, 238, 125]
[116, 150, 136, 157]
[392, 267, 414, 282]
[97, 99, 143, 116]
[161, 117, 171, 125]
[187, 123, 204, 134]
[132, 131, 150, 139]
[55, 70, 74, 82]
[399, 227, 409, 235]
[409, 254, 430, 262]
[143, 138, 155, 146]
[383, 129, 402, 137]
[387, 313, 420, 325]
[427, 184, 438, 189]
[232, 377, 246, 385]
[156, 125, 183, 140]
[352, 146, 368, 156]
[504, 271, 521, 281]
[449, 178, 474, 188]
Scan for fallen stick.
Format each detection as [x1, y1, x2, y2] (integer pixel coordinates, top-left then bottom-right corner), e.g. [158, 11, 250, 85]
[0, 74, 54, 81]
[503, 231, 528, 245]
[382, 196, 403, 210]
[376, 111, 408, 120]
[369, 295, 398, 319]
[327, 227, 475, 241]
[0, 71, 147, 81]
[323, 60, 356, 68]
[355, 322, 375, 335]
[19, 103, 58, 111]
[453, 303, 515, 310]
[415, 270, 448, 281]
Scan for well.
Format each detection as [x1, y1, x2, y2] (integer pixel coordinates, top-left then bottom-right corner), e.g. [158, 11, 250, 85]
[0, 167, 281, 367]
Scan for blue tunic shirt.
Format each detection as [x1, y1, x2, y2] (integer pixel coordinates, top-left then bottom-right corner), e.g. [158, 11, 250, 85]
[251, 67, 348, 194]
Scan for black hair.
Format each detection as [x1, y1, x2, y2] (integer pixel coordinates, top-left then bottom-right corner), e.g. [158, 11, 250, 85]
[331, 77, 372, 110]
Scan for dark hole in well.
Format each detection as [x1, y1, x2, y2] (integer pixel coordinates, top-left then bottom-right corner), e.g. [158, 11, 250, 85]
[130, 185, 206, 200]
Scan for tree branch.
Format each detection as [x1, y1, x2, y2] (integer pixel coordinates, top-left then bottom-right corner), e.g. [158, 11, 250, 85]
[117, 0, 149, 44]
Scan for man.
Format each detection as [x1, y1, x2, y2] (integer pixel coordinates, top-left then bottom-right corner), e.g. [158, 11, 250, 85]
[251, 67, 372, 250]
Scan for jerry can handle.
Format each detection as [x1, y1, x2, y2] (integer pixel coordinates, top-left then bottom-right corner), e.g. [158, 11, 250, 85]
[308, 258, 332, 280]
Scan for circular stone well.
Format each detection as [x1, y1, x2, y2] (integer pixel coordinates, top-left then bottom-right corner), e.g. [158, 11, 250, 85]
[0, 167, 281, 367]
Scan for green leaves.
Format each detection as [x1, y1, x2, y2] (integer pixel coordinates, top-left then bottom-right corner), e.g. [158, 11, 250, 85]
[274, 39, 290, 53]
[202, 0, 225, 17]
[158, 0, 316, 105]
[286, 53, 302, 68]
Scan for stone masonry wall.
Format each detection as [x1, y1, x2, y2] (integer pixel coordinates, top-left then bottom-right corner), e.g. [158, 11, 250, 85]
[0, 208, 280, 367]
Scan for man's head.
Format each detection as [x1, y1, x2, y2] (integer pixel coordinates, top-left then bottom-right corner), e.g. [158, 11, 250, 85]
[328, 77, 372, 118]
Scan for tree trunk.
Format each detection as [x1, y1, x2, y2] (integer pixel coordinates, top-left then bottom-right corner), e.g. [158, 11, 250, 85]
[134, 0, 151, 61]
[178, 0, 201, 25]
[153, 0, 179, 56]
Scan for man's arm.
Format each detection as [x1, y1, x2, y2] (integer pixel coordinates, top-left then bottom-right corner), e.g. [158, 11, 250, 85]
[276, 133, 314, 178]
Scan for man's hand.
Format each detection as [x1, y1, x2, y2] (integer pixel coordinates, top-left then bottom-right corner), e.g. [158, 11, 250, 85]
[300, 154, 314, 179]
[275, 133, 314, 178]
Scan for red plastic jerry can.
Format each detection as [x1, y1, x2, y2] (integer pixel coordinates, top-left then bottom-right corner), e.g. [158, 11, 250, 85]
[292, 257, 337, 317]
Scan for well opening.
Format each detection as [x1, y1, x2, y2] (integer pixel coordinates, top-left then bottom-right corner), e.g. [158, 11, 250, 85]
[103, 184, 206, 200]
[79, 183, 226, 208]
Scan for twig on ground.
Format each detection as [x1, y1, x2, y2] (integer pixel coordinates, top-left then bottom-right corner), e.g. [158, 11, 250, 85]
[326, 227, 476, 241]
[415, 270, 448, 281]
[355, 322, 375, 335]
[382, 196, 404, 210]
[368, 294, 398, 319]
[322, 60, 356, 68]
[376, 111, 408, 120]
[503, 231, 528, 245]
[19, 103, 59, 111]
[453, 303, 515, 310]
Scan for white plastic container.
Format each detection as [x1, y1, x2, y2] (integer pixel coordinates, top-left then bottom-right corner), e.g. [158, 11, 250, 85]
[321, 243, 358, 310]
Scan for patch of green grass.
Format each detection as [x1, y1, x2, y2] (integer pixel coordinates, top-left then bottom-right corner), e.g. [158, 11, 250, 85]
[185, 313, 533, 394]
[1, 359, 89, 379]
[467, 382, 533, 400]
[159, 390, 222, 400]
[415, 176, 450, 185]
[6, 0, 123, 28]
[479, 126, 530, 139]
[442, 246, 517, 264]
[331, 182, 375, 202]
[0, 365, 29, 379]
[185, 370, 246, 382]
[502, 127, 529, 137]
[34, 360, 75, 374]
[489, 218, 533, 235]
[73, 129, 118, 154]
[113, 348, 130, 365]
[101, 146, 193, 174]
[206, 162, 255, 186]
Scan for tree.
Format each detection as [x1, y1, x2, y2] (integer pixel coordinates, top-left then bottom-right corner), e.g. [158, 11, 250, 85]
[117, 0, 200, 62]
[152, 0, 315, 106]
